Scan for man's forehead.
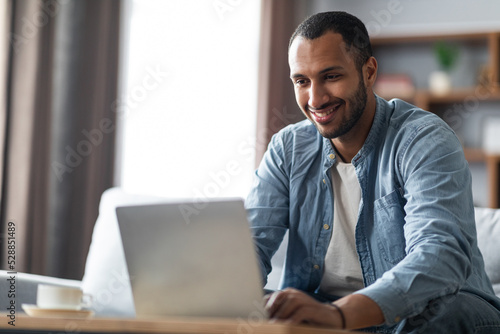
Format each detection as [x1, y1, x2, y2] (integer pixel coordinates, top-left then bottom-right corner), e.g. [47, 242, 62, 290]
[289, 32, 348, 55]
[288, 32, 354, 72]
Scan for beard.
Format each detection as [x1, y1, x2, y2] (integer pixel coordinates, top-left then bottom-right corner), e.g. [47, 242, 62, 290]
[313, 78, 368, 139]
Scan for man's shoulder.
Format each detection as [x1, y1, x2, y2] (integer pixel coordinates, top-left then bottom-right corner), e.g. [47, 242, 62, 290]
[378, 97, 463, 160]
[383, 97, 451, 134]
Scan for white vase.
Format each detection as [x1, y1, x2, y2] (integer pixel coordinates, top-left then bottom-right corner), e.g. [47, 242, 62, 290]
[429, 71, 452, 95]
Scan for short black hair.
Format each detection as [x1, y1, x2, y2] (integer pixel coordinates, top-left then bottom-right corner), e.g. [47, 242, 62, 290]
[289, 11, 372, 71]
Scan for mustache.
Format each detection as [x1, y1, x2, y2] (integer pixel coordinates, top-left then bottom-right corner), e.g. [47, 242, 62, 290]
[307, 100, 344, 112]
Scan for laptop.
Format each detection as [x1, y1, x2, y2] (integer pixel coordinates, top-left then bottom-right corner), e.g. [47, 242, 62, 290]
[115, 198, 267, 319]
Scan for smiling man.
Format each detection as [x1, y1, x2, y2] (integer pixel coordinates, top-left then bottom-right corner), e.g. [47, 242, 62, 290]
[245, 11, 500, 333]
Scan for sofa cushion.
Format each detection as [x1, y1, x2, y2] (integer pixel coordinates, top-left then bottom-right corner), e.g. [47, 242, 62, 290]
[474, 207, 500, 297]
[81, 187, 173, 317]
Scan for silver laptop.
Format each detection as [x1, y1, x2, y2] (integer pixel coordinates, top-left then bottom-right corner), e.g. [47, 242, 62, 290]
[115, 198, 266, 319]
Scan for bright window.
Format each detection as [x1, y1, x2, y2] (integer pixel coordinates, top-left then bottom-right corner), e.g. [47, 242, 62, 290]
[118, 0, 261, 199]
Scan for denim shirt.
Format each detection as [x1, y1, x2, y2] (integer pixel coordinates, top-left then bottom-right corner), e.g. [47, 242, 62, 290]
[245, 95, 500, 326]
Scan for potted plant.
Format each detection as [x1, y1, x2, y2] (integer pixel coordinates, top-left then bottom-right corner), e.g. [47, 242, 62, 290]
[429, 41, 459, 95]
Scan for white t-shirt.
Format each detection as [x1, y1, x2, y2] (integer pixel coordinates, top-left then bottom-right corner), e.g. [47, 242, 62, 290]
[319, 161, 364, 297]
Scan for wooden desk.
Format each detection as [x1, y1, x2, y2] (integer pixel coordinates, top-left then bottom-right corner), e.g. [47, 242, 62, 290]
[0, 315, 350, 333]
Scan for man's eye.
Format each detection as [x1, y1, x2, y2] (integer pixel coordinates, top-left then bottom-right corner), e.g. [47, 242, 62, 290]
[326, 74, 340, 80]
[295, 79, 308, 86]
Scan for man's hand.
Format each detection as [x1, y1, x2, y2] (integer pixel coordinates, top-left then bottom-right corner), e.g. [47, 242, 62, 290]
[264, 288, 344, 328]
[264, 288, 385, 330]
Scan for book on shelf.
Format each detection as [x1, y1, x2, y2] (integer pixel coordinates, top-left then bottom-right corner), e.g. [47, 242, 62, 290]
[374, 74, 416, 100]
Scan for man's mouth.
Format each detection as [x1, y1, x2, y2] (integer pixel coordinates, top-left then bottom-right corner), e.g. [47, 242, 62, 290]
[314, 108, 335, 117]
[309, 103, 342, 123]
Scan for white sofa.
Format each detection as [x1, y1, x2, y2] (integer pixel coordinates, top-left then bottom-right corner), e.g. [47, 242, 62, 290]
[1, 187, 499, 316]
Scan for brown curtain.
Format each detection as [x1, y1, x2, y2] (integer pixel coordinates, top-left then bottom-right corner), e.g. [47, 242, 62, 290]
[0, 2, 9, 210]
[0, 0, 120, 280]
[255, 0, 306, 166]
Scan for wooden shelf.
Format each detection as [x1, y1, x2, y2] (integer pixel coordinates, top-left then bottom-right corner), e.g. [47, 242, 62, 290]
[412, 88, 500, 110]
[464, 148, 486, 163]
[379, 87, 500, 112]
[371, 31, 498, 45]
[461, 148, 500, 163]
[486, 154, 500, 208]
[422, 88, 500, 103]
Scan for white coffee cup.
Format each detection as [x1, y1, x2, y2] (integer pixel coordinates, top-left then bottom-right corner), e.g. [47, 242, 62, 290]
[36, 284, 92, 310]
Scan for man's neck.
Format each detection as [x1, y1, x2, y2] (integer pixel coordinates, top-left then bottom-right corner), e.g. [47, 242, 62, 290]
[331, 95, 377, 163]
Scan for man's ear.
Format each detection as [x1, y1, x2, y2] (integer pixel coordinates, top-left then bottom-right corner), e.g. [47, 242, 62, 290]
[363, 56, 378, 87]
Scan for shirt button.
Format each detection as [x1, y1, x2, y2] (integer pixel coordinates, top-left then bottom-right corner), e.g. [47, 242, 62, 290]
[322, 179, 326, 184]
[323, 224, 330, 230]
[329, 153, 335, 159]
[313, 264, 320, 270]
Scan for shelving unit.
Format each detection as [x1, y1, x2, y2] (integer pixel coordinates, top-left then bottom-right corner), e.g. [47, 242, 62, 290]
[372, 31, 500, 84]
[487, 154, 500, 208]
[372, 31, 500, 208]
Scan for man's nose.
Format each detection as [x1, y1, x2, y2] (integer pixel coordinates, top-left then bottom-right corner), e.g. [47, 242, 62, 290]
[308, 83, 329, 109]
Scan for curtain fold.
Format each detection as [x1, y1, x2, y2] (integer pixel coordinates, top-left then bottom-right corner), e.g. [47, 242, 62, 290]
[255, 0, 305, 166]
[1, 0, 121, 280]
[1, 0, 52, 276]
[0, 1, 9, 208]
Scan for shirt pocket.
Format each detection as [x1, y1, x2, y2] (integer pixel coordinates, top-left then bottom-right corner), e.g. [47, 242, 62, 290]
[373, 189, 407, 266]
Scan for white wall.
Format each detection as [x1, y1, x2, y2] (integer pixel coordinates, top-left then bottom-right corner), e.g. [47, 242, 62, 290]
[308, 0, 500, 37]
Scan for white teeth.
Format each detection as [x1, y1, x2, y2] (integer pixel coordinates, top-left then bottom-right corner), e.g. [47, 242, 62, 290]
[314, 108, 334, 117]
[313, 103, 342, 117]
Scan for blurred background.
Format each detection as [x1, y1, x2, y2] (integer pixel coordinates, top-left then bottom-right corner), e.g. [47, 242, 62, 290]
[1, 0, 500, 280]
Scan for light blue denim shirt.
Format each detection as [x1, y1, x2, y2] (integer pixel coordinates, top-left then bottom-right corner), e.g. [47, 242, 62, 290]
[246, 95, 500, 326]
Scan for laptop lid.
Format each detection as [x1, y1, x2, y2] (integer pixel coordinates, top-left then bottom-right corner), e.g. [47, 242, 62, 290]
[115, 198, 266, 319]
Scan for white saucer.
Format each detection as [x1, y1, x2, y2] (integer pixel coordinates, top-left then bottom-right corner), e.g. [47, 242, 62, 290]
[22, 304, 94, 318]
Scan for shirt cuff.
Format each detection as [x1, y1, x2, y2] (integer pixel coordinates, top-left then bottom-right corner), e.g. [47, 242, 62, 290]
[354, 277, 419, 326]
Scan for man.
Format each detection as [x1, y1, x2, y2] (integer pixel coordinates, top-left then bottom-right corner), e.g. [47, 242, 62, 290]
[246, 11, 500, 333]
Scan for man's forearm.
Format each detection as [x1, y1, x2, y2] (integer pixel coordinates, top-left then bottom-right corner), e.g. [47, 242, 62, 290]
[333, 294, 384, 329]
